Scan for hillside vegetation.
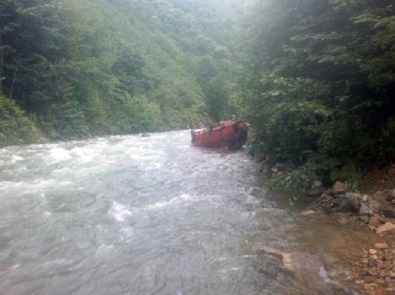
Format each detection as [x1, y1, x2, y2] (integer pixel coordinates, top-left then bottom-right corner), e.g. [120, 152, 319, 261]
[0, 0, 244, 144]
[243, 0, 395, 193]
[2, 0, 395, 194]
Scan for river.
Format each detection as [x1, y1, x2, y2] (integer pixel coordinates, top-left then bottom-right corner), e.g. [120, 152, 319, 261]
[0, 131, 369, 294]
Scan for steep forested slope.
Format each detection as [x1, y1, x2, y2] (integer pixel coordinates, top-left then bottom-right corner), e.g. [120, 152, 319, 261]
[0, 0, 244, 144]
[243, 0, 395, 192]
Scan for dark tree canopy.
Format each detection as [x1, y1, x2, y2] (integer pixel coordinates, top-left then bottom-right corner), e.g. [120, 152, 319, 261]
[243, 0, 395, 191]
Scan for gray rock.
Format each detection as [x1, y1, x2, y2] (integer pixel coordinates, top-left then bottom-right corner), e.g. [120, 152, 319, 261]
[359, 203, 373, 216]
[333, 194, 360, 212]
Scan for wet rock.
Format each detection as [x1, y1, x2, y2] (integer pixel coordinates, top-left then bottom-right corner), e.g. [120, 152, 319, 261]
[256, 247, 324, 274]
[376, 222, 395, 236]
[332, 181, 348, 194]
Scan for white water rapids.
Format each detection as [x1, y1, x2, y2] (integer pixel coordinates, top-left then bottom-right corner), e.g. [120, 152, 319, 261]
[0, 131, 362, 294]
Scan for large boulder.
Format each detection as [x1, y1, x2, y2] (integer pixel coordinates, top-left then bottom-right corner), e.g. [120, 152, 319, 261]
[333, 193, 361, 212]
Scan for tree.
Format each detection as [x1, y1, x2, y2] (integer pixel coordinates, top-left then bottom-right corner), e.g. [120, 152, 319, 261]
[243, 0, 395, 187]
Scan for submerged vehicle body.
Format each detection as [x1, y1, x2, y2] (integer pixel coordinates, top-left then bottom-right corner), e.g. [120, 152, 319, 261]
[191, 120, 248, 149]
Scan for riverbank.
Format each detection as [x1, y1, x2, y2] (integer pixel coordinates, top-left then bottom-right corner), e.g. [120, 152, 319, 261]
[296, 165, 395, 295]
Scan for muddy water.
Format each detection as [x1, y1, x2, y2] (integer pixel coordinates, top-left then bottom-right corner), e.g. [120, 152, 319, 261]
[0, 131, 369, 294]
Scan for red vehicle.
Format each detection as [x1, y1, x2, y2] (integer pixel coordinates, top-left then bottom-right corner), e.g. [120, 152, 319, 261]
[191, 120, 249, 149]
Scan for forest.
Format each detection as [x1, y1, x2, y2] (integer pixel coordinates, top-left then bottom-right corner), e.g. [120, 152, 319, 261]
[1, 0, 395, 189]
[243, 0, 395, 192]
[0, 0, 244, 143]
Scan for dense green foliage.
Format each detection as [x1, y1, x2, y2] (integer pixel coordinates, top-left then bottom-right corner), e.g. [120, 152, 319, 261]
[4, 0, 394, 197]
[244, 0, 395, 190]
[0, 0, 244, 144]
[0, 94, 41, 145]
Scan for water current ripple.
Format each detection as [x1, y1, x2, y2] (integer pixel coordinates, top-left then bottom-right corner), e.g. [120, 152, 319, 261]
[0, 131, 357, 294]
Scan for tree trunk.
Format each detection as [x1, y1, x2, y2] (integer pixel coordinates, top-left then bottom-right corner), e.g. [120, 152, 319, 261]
[9, 63, 17, 100]
[0, 35, 3, 94]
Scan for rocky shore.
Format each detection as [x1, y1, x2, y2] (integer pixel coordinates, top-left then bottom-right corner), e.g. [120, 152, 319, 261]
[307, 181, 395, 295]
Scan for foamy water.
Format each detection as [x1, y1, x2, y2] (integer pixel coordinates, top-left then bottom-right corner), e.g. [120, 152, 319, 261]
[0, 131, 359, 295]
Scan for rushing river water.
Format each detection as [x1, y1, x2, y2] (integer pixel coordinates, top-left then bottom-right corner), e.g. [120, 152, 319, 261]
[0, 131, 368, 295]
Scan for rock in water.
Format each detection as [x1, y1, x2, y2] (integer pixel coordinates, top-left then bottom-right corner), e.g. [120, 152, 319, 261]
[256, 247, 356, 293]
[256, 247, 323, 273]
